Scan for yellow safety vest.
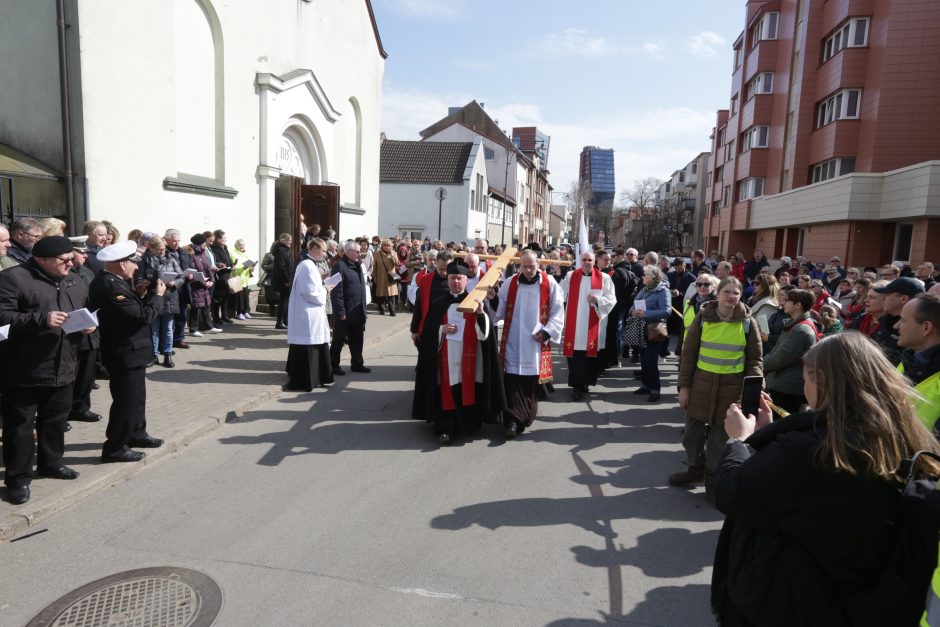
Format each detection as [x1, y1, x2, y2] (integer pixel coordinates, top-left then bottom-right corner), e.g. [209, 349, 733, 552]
[922, 540, 940, 625]
[697, 320, 747, 374]
[898, 363, 940, 431]
[682, 300, 696, 340]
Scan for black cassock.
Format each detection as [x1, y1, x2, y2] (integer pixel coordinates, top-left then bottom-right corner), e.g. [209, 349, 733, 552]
[411, 291, 505, 434]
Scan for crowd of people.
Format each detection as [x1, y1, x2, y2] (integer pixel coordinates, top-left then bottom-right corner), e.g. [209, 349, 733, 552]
[5, 216, 940, 623]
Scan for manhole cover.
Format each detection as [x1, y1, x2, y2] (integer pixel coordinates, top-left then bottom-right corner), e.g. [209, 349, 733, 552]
[26, 567, 222, 627]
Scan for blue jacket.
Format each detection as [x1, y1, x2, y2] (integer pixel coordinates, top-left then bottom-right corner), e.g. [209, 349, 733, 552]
[631, 281, 670, 322]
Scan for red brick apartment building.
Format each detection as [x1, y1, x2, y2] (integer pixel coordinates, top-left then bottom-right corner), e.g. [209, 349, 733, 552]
[705, 0, 940, 266]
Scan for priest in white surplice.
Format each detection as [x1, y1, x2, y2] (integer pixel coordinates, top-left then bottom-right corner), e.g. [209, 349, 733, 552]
[491, 251, 565, 438]
[560, 250, 616, 400]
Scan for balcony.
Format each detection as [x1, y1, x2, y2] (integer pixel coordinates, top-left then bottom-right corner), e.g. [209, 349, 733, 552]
[748, 160, 940, 229]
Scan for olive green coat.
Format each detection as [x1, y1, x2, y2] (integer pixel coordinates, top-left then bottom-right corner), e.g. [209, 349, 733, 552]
[677, 300, 764, 426]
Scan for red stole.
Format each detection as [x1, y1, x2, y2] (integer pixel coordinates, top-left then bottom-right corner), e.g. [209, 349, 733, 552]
[563, 268, 602, 357]
[484, 259, 494, 271]
[500, 272, 554, 383]
[438, 307, 479, 410]
[417, 271, 437, 335]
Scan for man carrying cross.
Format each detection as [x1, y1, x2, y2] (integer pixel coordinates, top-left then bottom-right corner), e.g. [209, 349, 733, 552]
[561, 249, 616, 400]
[411, 260, 504, 444]
[490, 250, 564, 438]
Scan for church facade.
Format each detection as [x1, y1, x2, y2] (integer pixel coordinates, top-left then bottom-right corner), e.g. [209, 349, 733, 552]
[0, 0, 385, 260]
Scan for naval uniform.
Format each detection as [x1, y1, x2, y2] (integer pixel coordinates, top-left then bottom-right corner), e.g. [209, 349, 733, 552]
[88, 270, 163, 457]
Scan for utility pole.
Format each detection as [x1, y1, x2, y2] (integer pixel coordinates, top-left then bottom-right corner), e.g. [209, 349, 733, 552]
[435, 187, 447, 240]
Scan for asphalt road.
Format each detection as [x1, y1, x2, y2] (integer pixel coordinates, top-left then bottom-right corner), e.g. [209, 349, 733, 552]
[0, 326, 722, 626]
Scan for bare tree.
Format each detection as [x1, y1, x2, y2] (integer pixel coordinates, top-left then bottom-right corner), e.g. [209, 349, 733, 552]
[621, 177, 662, 251]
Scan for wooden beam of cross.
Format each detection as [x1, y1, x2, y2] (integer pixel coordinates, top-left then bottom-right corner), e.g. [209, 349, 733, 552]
[452, 251, 572, 267]
[457, 246, 517, 313]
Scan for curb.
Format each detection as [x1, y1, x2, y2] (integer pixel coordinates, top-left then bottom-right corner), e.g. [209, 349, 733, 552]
[0, 318, 407, 543]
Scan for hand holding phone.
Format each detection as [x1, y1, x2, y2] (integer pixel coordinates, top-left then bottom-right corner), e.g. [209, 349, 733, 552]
[741, 376, 764, 418]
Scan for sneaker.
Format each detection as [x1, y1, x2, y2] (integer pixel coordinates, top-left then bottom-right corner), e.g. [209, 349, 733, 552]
[236, 314, 247, 320]
[207, 327, 223, 334]
[191, 331, 204, 337]
[244, 313, 252, 319]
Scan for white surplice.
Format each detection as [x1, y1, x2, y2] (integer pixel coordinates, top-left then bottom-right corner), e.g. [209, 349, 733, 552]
[286, 259, 330, 345]
[437, 302, 490, 385]
[493, 274, 565, 375]
[560, 270, 616, 350]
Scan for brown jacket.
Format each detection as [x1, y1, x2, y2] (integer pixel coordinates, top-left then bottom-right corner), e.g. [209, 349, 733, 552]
[372, 249, 400, 298]
[678, 300, 763, 425]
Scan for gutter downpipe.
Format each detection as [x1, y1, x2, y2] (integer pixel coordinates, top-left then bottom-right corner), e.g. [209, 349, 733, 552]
[56, 0, 76, 235]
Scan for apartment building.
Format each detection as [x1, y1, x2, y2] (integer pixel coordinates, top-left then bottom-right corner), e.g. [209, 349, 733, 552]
[705, 0, 940, 266]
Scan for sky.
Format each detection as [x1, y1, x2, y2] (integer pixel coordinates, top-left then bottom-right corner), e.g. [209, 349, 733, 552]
[371, 0, 746, 204]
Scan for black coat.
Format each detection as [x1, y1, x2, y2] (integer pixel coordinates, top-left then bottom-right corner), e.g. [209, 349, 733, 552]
[712, 412, 908, 627]
[271, 243, 294, 291]
[610, 261, 639, 312]
[210, 244, 233, 297]
[744, 256, 770, 281]
[71, 263, 99, 350]
[409, 272, 449, 334]
[411, 291, 505, 421]
[329, 259, 367, 326]
[0, 260, 87, 387]
[88, 271, 164, 370]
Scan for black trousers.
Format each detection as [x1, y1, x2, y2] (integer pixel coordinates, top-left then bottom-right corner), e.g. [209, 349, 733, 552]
[1, 384, 72, 487]
[103, 366, 148, 457]
[71, 348, 97, 416]
[330, 320, 365, 368]
[276, 290, 291, 326]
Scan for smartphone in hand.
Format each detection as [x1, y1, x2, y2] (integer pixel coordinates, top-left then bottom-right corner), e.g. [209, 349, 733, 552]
[741, 376, 764, 417]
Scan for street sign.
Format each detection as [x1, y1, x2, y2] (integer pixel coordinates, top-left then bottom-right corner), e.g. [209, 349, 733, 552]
[435, 187, 447, 201]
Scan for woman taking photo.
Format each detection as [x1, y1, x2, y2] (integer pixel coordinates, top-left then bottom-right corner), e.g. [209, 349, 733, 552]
[372, 238, 400, 316]
[672, 276, 763, 502]
[629, 265, 671, 402]
[712, 332, 940, 626]
[284, 238, 334, 391]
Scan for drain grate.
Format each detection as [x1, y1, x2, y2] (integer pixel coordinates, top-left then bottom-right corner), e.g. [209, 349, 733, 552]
[27, 567, 222, 627]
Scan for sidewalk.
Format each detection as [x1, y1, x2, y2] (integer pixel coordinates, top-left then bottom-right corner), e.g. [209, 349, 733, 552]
[0, 306, 411, 541]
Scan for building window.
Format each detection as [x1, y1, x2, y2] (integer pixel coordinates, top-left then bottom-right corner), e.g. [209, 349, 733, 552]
[822, 17, 870, 62]
[733, 44, 742, 70]
[796, 228, 805, 257]
[737, 177, 765, 201]
[724, 140, 736, 161]
[816, 89, 862, 128]
[731, 94, 739, 116]
[894, 223, 914, 262]
[679, 171, 686, 183]
[746, 72, 774, 100]
[722, 185, 731, 207]
[712, 201, 721, 217]
[691, 162, 698, 175]
[741, 125, 770, 151]
[811, 157, 856, 183]
[714, 165, 723, 183]
[751, 11, 779, 47]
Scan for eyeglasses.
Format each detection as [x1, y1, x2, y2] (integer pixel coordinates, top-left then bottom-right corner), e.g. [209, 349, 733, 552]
[24, 232, 43, 240]
[54, 256, 74, 264]
[695, 282, 712, 287]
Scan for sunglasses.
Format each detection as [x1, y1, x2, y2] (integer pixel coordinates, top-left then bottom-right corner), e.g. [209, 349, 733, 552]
[695, 282, 712, 287]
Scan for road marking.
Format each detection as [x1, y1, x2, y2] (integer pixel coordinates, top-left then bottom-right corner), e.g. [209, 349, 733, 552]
[387, 586, 465, 600]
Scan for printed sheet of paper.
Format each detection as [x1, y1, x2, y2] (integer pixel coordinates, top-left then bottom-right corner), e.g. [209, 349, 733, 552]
[324, 273, 342, 289]
[449, 313, 466, 339]
[633, 299, 647, 312]
[756, 315, 770, 335]
[160, 272, 179, 284]
[0, 324, 9, 342]
[63, 308, 98, 334]
[185, 271, 207, 283]
[241, 259, 257, 269]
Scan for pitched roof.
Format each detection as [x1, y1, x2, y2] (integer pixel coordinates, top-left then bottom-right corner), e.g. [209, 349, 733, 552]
[419, 101, 515, 151]
[380, 140, 473, 184]
[364, 0, 389, 59]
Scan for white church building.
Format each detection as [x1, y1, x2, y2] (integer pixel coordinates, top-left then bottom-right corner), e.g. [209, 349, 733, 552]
[0, 0, 385, 260]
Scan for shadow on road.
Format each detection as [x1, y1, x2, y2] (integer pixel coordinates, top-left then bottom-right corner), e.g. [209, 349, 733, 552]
[543, 583, 715, 626]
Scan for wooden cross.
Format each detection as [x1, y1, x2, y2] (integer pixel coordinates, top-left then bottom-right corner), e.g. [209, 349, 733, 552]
[457, 247, 517, 313]
[453, 251, 572, 267]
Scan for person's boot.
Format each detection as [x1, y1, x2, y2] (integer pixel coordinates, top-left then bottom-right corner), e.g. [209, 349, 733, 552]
[162, 353, 175, 368]
[388, 300, 396, 316]
[704, 472, 717, 506]
[668, 464, 705, 487]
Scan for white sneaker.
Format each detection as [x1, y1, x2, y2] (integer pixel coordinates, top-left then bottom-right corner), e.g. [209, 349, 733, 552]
[191, 331, 204, 337]
[236, 314, 247, 320]
[207, 327, 223, 334]
[244, 313, 252, 319]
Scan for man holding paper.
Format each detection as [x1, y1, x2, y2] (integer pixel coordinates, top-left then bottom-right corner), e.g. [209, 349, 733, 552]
[0, 236, 96, 505]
